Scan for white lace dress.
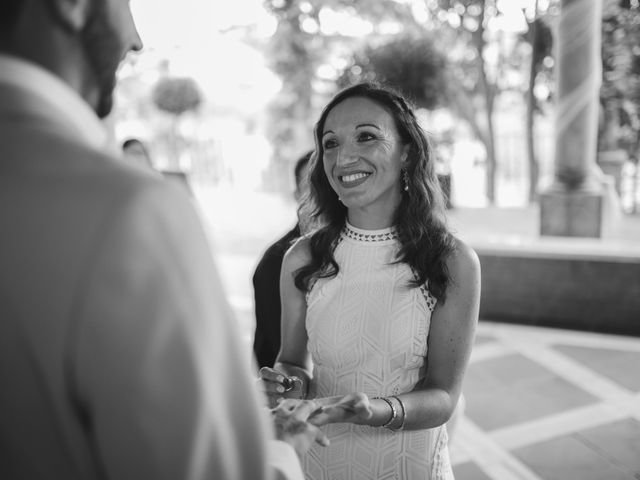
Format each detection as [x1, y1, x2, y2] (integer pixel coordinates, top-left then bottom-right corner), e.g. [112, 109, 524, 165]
[303, 223, 453, 480]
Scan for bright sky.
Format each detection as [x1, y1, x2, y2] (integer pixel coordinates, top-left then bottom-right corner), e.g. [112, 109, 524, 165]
[129, 0, 280, 113]
[130, 0, 545, 49]
[130, 0, 276, 50]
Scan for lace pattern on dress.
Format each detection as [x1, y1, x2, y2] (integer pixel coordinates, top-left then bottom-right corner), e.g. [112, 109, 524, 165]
[341, 224, 399, 243]
[431, 426, 453, 479]
[410, 267, 438, 312]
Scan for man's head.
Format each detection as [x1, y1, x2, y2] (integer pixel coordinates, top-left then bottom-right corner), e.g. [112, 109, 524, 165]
[1, 0, 143, 118]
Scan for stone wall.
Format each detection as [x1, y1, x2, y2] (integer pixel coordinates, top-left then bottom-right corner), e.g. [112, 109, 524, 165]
[478, 248, 640, 336]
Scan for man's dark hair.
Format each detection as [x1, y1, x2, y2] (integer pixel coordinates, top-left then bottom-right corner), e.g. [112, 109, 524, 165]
[0, 0, 25, 33]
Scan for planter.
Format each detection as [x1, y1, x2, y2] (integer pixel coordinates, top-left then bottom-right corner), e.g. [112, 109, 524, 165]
[597, 149, 627, 195]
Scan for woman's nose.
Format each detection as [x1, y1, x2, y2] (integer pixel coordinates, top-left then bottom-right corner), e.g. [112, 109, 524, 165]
[336, 145, 358, 167]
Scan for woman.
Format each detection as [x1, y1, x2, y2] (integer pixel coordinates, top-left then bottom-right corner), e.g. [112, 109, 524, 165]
[261, 83, 480, 479]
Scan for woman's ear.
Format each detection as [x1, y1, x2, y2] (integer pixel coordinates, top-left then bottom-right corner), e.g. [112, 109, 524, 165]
[401, 144, 410, 166]
[48, 0, 91, 32]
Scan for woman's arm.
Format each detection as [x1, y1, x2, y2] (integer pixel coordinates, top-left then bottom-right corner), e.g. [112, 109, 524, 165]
[390, 237, 480, 430]
[261, 238, 314, 402]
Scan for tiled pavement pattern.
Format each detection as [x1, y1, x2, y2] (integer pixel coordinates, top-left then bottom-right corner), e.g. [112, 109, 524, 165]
[451, 322, 640, 480]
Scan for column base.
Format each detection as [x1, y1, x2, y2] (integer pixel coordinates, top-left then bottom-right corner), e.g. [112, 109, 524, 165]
[539, 186, 604, 238]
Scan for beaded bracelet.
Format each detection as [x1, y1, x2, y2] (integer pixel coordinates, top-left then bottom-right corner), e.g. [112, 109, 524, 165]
[374, 397, 397, 428]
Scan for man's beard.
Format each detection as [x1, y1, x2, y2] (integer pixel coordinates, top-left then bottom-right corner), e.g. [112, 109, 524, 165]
[81, 2, 121, 118]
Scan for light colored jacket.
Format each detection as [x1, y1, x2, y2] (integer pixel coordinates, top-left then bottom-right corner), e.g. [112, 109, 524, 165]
[0, 57, 295, 480]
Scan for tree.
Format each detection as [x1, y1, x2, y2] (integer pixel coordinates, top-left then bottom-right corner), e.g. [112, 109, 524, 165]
[426, 0, 505, 204]
[598, 0, 640, 211]
[152, 77, 202, 170]
[262, 0, 553, 204]
[599, 1, 640, 157]
[337, 33, 449, 110]
[261, 0, 318, 191]
[522, 7, 554, 202]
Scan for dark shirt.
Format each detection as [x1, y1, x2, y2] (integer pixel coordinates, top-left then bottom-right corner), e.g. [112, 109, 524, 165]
[252, 224, 301, 369]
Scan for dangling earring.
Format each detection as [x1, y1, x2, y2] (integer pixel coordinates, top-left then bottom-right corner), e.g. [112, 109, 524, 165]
[402, 169, 409, 192]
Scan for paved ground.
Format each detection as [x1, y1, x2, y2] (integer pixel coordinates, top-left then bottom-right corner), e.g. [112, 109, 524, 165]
[450, 322, 640, 480]
[192, 186, 640, 480]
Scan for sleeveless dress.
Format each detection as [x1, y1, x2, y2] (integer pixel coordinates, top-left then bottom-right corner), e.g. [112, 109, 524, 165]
[303, 223, 454, 480]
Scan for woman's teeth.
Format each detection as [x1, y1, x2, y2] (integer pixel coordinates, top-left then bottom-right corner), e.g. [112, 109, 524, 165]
[341, 172, 370, 183]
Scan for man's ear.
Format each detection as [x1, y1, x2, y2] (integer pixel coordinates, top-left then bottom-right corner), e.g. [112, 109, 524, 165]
[48, 0, 92, 32]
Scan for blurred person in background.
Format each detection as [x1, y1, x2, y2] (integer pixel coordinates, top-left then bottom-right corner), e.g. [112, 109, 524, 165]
[0, 0, 325, 478]
[122, 138, 194, 196]
[261, 83, 480, 479]
[253, 150, 313, 369]
[122, 137, 155, 170]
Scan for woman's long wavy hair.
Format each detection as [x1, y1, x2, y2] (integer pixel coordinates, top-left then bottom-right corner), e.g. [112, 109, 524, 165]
[295, 82, 456, 302]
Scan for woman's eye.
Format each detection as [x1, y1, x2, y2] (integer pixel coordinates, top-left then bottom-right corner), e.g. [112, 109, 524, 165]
[323, 139, 337, 149]
[357, 132, 375, 142]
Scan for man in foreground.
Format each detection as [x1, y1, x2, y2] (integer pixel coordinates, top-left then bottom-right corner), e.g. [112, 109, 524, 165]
[0, 0, 324, 478]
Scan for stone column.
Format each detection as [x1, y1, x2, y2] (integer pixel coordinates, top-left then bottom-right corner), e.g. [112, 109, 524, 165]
[539, 0, 605, 237]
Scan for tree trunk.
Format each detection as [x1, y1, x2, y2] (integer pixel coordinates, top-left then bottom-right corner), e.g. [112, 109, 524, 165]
[525, 5, 540, 203]
[475, 0, 497, 204]
[445, 71, 494, 202]
[482, 82, 497, 204]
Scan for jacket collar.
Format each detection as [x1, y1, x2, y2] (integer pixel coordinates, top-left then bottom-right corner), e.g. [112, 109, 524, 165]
[0, 53, 110, 151]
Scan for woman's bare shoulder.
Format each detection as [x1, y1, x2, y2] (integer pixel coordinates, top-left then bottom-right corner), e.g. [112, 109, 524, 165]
[447, 236, 481, 280]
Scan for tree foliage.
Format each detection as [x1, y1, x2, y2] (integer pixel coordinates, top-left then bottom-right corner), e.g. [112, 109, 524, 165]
[520, 7, 555, 202]
[150, 76, 203, 170]
[423, 0, 503, 202]
[263, 0, 638, 205]
[152, 77, 202, 116]
[599, 1, 640, 161]
[260, 0, 420, 190]
[337, 34, 449, 110]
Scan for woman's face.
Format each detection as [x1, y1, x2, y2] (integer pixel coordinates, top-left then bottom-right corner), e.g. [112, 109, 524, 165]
[321, 96, 408, 223]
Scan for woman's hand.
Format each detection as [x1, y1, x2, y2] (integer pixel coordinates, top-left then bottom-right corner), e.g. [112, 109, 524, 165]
[259, 366, 306, 408]
[308, 393, 373, 427]
[272, 398, 330, 459]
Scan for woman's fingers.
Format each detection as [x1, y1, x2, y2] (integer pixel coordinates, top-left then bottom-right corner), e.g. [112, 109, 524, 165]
[272, 398, 319, 419]
[272, 399, 331, 448]
[259, 366, 283, 382]
[307, 393, 373, 426]
[259, 367, 303, 396]
[259, 367, 286, 390]
[312, 425, 330, 447]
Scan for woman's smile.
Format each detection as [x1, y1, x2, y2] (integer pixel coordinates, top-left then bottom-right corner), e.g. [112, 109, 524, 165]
[338, 171, 372, 188]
